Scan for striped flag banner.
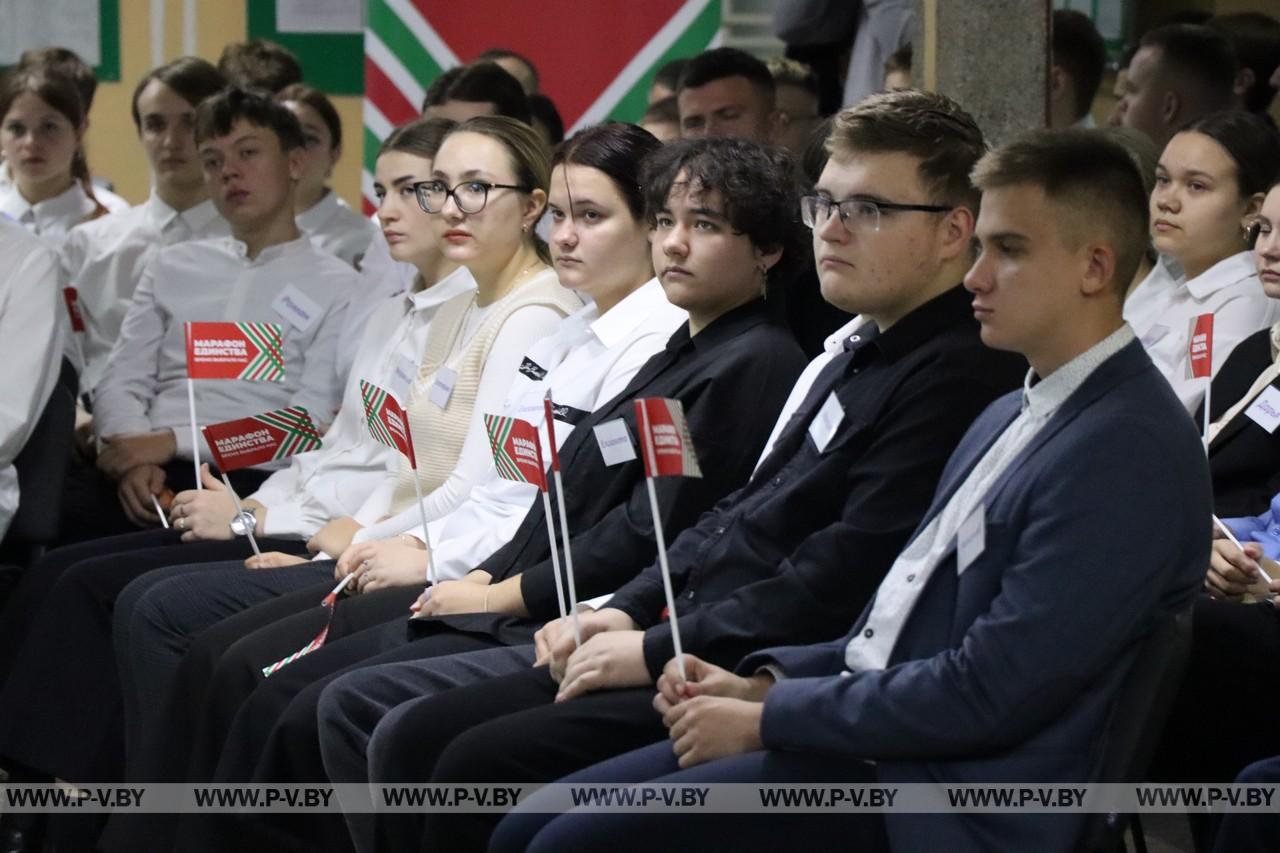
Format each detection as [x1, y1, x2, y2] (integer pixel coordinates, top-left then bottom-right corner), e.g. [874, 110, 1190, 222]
[201, 407, 323, 472]
[361, 0, 722, 212]
[483, 413, 547, 490]
[359, 380, 416, 468]
[185, 322, 285, 382]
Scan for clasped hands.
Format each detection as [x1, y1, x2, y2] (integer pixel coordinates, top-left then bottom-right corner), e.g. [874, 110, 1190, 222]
[531, 608, 774, 768]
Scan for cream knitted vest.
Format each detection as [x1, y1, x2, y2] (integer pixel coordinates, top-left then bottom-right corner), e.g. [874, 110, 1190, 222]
[388, 268, 581, 513]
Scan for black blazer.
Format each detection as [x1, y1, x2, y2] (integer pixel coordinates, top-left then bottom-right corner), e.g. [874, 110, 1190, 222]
[1201, 327, 1280, 517]
[410, 299, 807, 645]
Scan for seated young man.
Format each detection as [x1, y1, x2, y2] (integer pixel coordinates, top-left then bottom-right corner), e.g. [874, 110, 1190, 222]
[0, 86, 353, 822]
[66, 86, 353, 540]
[308, 90, 1028, 853]
[477, 130, 1212, 853]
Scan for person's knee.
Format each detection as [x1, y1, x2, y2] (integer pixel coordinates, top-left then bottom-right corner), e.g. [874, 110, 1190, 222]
[1238, 757, 1280, 784]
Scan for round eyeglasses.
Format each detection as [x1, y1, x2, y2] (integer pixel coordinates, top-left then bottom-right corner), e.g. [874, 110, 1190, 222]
[800, 195, 953, 233]
[415, 179, 530, 214]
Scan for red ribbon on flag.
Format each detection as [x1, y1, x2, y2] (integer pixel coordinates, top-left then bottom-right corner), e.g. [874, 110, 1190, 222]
[634, 398, 702, 479]
[200, 407, 322, 472]
[1188, 313, 1215, 380]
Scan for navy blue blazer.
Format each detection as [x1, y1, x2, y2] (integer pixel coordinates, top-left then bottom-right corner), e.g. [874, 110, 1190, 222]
[741, 338, 1212, 853]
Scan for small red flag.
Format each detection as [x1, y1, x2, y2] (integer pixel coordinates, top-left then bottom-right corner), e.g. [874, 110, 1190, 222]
[543, 392, 561, 472]
[634, 398, 702, 479]
[1188, 313, 1214, 380]
[484, 414, 547, 490]
[359, 380, 416, 468]
[201, 407, 322, 472]
[185, 321, 285, 381]
[63, 287, 85, 332]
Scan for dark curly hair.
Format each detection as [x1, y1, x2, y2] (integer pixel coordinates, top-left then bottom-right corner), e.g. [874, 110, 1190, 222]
[640, 136, 807, 285]
[195, 85, 305, 150]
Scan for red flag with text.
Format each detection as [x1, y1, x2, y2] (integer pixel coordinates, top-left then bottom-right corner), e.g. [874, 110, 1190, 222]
[186, 321, 285, 381]
[484, 414, 547, 490]
[201, 407, 322, 472]
[359, 380, 416, 468]
[635, 398, 702, 479]
[1188, 313, 1214, 380]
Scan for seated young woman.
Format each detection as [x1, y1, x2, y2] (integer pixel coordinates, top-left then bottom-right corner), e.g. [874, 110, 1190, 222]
[169, 136, 808, 853]
[1124, 110, 1280, 414]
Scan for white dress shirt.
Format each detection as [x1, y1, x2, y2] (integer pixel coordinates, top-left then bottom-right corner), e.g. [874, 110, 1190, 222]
[349, 269, 574, 543]
[62, 194, 229, 394]
[0, 217, 64, 539]
[249, 266, 476, 538]
[844, 325, 1136, 673]
[0, 180, 99, 247]
[297, 190, 378, 269]
[1125, 252, 1279, 413]
[0, 164, 129, 214]
[93, 235, 355, 461]
[400, 278, 687, 579]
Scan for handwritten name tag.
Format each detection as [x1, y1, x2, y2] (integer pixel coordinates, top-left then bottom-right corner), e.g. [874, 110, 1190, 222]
[1246, 386, 1280, 434]
[808, 391, 844, 453]
[593, 418, 637, 466]
[271, 285, 322, 334]
[428, 366, 458, 409]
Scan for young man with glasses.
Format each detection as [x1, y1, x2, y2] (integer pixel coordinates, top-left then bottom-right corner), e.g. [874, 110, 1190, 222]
[309, 90, 1026, 852]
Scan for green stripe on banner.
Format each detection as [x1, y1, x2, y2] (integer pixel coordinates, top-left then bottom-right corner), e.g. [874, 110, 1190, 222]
[369, 0, 445, 88]
[97, 0, 120, 82]
[605, 0, 721, 124]
[363, 127, 382, 178]
[246, 0, 364, 95]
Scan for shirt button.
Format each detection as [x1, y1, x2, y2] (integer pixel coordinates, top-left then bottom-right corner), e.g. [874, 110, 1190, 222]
[906, 574, 916, 583]
[863, 628, 874, 638]
[849, 335, 860, 343]
[713, 526, 725, 535]
[771, 476, 783, 486]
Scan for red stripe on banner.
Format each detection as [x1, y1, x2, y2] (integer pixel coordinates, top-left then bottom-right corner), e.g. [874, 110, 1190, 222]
[364, 57, 420, 127]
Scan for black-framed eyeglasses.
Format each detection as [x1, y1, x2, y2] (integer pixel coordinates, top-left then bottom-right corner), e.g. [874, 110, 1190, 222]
[414, 179, 529, 214]
[800, 195, 953, 233]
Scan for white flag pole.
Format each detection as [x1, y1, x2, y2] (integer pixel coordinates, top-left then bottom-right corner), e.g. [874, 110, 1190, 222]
[550, 468, 582, 646]
[411, 474, 436, 587]
[1213, 514, 1274, 585]
[540, 488, 569, 622]
[220, 472, 261, 556]
[638, 401, 687, 680]
[1202, 379, 1212, 449]
[187, 377, 202, 490]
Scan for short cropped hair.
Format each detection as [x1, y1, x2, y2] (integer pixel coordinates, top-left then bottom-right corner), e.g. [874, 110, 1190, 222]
[1139, 24, 1237, 111]
[640, 136, 807, 284]
[1209, 12, 1280, 114]
[642, 95, 679, 126]
[217, 39, 303, 93]
[131, 57, 226, 129]
[678, 47, 775, 104]
[422, 66, 465, 112]
[766, 57, 818, 96]
[1053, 10, 1107, 120]
[825, 89, 986, 212]
[443, 62, 531, 124]
[971, 129, 1150, 293]
[275, 83, 342, 150]
[1182, 110, 1280, 199]
[528, 93, 564, 146]
[476, 48, 540, 91]
[17, 47, 96, 109]
[195, 86, 305, 150]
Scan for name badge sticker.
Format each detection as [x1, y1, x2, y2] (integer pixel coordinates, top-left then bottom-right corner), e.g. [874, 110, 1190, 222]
[388, 354, 416, 402]
[593, 418, 638, 466]
[956, 504, 986, 575]
[428, 366, 458, 409]
[271, 285, 322, 334]
[1246, 385, 1280, 434]
[808, 391, 844, 453]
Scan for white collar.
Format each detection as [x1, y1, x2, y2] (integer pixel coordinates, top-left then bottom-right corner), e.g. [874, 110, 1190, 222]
[228, 233, 311, 263]
[0, 179, 94, 229]
[296, 189, 341, 234]
[587, 277, 675, 347]
[1184, 251, 1259, 300]
[143, 193, 221, 233]
[405, 265, 477, 313]
[1023, 324, 1135, 418]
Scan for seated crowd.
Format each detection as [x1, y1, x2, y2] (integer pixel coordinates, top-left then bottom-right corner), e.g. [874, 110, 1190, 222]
[0, 16, 1279, 853]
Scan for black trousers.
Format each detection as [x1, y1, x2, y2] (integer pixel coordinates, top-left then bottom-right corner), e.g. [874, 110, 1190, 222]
[56, 456, 268, 545]
[0, 527, 302, 783]
[1149, 595, 1280, 851]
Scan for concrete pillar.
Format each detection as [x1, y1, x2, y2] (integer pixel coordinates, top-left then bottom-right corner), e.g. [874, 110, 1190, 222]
[917, 0, 1051, 145]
